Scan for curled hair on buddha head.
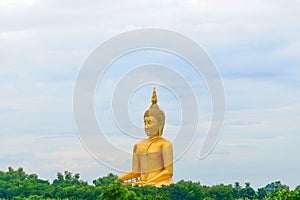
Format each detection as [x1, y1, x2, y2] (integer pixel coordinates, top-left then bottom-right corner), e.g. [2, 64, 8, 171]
[144, 87, 165, 136]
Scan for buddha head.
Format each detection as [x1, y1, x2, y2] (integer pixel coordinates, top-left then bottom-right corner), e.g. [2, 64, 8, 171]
[144, 88, 165, 137]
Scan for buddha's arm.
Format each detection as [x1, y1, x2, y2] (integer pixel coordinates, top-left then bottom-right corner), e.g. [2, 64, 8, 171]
[147, 143, 173, 183]
[119, 144, 140, 181]
[119, 171, 140, 181]
[146, 165, 173, 183]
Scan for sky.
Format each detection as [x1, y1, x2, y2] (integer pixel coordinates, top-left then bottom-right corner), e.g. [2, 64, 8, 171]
[1, 0, 300, 189]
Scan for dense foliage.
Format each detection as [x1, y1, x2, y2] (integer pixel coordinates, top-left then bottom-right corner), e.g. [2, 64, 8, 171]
[0, 167, 299, 199]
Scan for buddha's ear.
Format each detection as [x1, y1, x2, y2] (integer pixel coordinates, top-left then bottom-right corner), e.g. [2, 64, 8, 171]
[158, 125, 163, 136]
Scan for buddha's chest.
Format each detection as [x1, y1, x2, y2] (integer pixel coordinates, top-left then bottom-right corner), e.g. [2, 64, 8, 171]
[136, 140, 163, 154]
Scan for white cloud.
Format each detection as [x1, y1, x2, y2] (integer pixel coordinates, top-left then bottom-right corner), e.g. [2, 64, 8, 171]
[1, 0, 300, 189]
[275, 40, 300, 58]
[0, 0, 36, 7]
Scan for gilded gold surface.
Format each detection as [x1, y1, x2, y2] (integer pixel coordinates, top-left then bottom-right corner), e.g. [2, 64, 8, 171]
[119, 88, 173, 187]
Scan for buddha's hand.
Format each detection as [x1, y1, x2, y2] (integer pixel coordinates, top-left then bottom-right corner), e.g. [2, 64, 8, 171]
[135, 181, 155, 186]
[135, 181, 147, 185]
[146, 181, 156, 186]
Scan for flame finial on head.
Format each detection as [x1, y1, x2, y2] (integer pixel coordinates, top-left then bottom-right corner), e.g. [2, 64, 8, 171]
[151, 87, 157, 105]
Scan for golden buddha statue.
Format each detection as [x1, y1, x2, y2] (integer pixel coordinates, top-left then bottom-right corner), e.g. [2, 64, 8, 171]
[119, 87, 173, 187]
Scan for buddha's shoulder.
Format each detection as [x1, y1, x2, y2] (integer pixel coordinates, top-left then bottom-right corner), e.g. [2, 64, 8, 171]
[135, 137, 171, 146]
[157, 137, 172, 144]
[134, 139, 147, 147]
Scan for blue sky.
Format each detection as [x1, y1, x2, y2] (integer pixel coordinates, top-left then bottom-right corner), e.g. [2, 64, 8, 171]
[0, 0, 300, 189]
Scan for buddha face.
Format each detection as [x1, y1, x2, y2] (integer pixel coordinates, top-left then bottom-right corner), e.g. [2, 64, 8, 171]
[144, 116, 160, 138]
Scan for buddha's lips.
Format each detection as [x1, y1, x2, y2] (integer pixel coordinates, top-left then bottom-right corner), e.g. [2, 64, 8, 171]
[145, 129, 153, 136]
[145, 128, 150, 133]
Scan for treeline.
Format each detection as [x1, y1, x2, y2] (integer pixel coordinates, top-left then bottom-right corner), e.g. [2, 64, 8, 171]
[0, 167, 299, 199]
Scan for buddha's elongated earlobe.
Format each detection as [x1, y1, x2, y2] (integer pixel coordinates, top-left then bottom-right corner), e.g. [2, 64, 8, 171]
[159, 126, 163, 136]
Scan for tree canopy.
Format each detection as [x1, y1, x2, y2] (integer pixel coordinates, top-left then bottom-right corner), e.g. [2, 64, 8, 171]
[0, 167, 299, 199]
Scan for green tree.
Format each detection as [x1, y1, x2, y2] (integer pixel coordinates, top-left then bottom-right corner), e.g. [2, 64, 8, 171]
[257, 187, 267, 200]
[51, 171, 98, 199]
[98, 180, 137, 200]
[207, 184, 234, 200]
[265, 181, 289, 194]
[239, 182, 256, 199]
[233, 182, 241, 199]
[52, 171, 86, 186]
[290, 186, 300, 199]
[160, 180, 204, 200]
[93, 173, 118, 186]
[129, 184, 158, 197]
[268, 188, 291, 200]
